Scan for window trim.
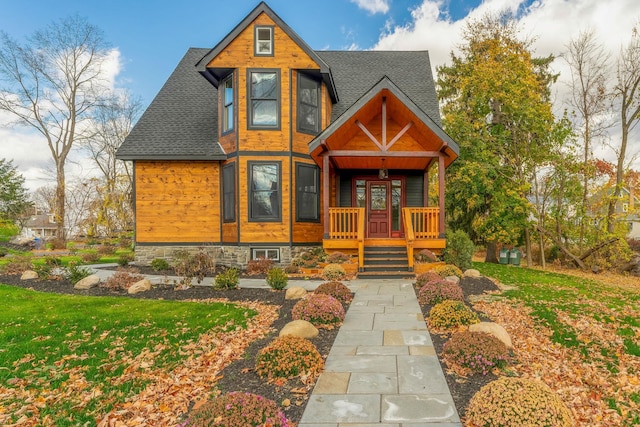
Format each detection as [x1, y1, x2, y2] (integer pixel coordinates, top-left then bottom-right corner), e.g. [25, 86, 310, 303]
[248, 160, 282, 222]
[221, 74, 234, 134]
[222, 163, 236, 223]
[254, 25, 274, 56]
[252, 248, 280, 261]
[297, 73, 321, 135]
[296, 162, 320, 222]
[247, 69, 281, 130]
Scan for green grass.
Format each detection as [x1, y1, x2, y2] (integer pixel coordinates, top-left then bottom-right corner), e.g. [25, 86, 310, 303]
[0, 284, 256, 426]
[473, 262, 640, 424]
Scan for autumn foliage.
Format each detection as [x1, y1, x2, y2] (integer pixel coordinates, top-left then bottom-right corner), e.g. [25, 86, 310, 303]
[292, 294, 345, 328]
[255, 335, 324, 383]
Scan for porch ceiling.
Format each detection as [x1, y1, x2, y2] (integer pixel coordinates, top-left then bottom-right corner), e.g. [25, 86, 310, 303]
[310, 89, 457, 170]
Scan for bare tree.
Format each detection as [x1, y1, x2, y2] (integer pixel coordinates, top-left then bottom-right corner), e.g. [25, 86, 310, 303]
[0, 15, 112, 240]
[564, 29, 612, 249]
[607, 23, 640, 233]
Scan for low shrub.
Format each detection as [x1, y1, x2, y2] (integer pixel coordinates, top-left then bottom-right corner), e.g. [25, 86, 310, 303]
[44, 255, 63, 266]
[185, 391, 293, 427]
[49, 238, 66, 250]
[64, 261, 91, 284]
[33, 263, 52, 279]
[322, 263, 346, 281]
[96, 244, 116, 255]
[415, 249, 438, 263]
[2, 255, 33, 274]
[117, 253, 133, 267]
[267, 267, 288, 290]
[284, 264, 299, 274]
[326, 251, 350, 263]
[314, 281, 352, 304]
[292, 293, 345, 328]
[442, 330, 511, 376]
[255, 335, 324, 382]
[150, 258, 170, 271]
[431, 263, 463, 279]
[173, 249, 216, 284]
[415, 271, 442, 287]
[442, 229, 475, 270]
[81, 251, 101, 263]
[428, 300, 479, 329]
[418, 280, 464, 305]
[0, 246, 8, 257]
[214, 267, 239, 289]
[466, 377, 573, 427]
[247, 258, 274, 275]
[102, 267, 144, 291]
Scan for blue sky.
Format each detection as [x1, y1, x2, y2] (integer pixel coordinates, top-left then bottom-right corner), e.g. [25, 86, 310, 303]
[0, 0, 480, 105]
[1, 0, 639, 191]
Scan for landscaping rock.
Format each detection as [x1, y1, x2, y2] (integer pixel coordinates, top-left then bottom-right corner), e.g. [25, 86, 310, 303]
[128, 279, 152, 294]
[469, 321, 513, 349]
[463, 268, 481, 278]
[74, 275, 100, 290]
[285, 286, 307, 300]
[444, 275, 460, 284]
[279, 319, 319, 339]
[20, 270, 38, 280]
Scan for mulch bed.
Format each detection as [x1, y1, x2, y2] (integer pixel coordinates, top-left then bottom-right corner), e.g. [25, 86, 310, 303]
[0, 271, 501, 424]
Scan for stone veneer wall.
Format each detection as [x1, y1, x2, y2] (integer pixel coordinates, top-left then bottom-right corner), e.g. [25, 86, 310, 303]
[134, 244, 319, 269]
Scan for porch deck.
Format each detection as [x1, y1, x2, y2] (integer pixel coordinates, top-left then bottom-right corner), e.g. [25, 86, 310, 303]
[323, 207, 446, 270]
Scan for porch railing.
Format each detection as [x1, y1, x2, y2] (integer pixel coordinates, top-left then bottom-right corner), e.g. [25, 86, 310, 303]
[328, 207, 365, 268]
[402, 207, 440, 269]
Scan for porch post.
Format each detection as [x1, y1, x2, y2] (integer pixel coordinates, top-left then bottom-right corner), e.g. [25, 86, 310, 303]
[438, 155, 445, 238]
[323, 154, 330, 239]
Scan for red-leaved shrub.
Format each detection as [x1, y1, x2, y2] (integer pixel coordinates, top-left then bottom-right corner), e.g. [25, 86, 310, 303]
[292, 293, 345, 328]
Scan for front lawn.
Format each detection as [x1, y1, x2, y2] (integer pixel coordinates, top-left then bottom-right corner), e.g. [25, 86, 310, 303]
[474, 262, 640, 426]
[0, 285, 260, 426]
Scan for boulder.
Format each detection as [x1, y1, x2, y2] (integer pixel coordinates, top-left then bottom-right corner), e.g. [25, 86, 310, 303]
[444, 275, 460, 284]
[464, 269, 481, 278]
[469, 322, 513, 349]
[74, 274, 100, 289]
[20, 270, 38, 280]
[128, 279, 152, 294]
[285, 286, 307, 300]
[279, 320, 319, 339]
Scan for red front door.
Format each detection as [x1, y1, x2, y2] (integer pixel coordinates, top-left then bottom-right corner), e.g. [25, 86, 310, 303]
[367, 181, 390, 238]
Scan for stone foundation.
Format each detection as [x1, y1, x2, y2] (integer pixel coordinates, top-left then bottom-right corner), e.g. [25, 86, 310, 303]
[134, 244, 319, 269]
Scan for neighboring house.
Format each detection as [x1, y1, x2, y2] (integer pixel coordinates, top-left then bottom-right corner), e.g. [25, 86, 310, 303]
[22, 213, 57, 240]
[116, 2, 459, 271]
[587, 186, 640, 239]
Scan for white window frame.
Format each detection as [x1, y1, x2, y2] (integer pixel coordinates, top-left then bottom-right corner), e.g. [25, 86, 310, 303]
[252, 248, 280, 261]
[255, 26, 274, 56]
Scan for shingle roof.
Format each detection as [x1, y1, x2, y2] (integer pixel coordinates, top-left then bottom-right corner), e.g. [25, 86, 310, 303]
[116, 48, 226, 161]
[116, 49, 446, 160]
[317, 51, 442, 127]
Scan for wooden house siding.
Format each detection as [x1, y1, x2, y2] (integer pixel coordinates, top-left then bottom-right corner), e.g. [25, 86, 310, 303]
[135, 161, 220, 242]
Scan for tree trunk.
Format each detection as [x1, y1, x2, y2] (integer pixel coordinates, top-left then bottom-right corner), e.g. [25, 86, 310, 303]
[525, 227, 533, 267]
[539, 229, 546, 269]
[485, 241, 499, 263]
[55, 162, 66, 241]
[536, 225, 587, 269]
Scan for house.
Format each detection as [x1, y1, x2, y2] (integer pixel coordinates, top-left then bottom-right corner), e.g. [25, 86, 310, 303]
[21, 212, 57, 240]
[116, 2, 459, 273]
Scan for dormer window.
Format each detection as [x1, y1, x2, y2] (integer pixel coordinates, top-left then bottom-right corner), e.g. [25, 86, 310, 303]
[255, 26, 273, 56]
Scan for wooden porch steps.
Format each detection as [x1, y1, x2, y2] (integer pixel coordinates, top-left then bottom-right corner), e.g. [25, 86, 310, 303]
[358, 246, 414, 280]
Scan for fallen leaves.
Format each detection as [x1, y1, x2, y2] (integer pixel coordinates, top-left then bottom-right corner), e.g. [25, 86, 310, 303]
[473, 299, 639, 426]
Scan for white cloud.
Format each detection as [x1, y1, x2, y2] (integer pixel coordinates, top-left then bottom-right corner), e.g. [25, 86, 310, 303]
[373, 0, 640, 165]
[0, 47, 123, 194]
[351, 0, 391, 14]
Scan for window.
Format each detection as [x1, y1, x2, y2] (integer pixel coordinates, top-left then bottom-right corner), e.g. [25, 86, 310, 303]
[222, 163, 235, 222]
[623, 202, 629, 213]
[222, 75, 234, 133]
[255, 26, 273, 56]
[296, 163, 320, 221]
[297, 73, 320, 134]
[252, 248, 280, 261]
[249, 161, 281, 221]
[248, 70, 280, 129]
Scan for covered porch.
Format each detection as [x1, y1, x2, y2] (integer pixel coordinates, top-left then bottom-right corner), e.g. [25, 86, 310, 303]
[308, 79, 459, 272]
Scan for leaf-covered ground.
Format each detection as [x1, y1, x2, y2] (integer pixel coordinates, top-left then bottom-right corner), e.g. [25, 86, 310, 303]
[473, 263, 640, 427]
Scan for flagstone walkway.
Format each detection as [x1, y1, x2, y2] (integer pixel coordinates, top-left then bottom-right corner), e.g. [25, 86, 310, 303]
[299, 279, 461, 427]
